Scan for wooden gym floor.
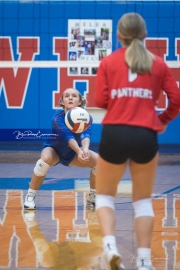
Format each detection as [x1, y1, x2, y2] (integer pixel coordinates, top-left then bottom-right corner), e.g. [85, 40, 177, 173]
[0, 150, 180, 270]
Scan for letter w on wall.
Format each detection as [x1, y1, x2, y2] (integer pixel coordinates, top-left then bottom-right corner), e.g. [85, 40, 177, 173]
[0, 37, 39, 108]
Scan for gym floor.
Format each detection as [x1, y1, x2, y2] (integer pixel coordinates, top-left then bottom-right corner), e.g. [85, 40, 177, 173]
[0, 149, 180, 270]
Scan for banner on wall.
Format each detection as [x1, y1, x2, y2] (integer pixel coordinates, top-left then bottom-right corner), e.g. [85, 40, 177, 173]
[68, 19, 112, 76]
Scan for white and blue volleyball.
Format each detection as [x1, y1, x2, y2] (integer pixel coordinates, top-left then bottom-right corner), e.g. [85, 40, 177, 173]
[65, 107, 91, 133]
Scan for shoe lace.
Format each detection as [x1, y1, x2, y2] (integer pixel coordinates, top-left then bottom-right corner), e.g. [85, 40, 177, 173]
[27, 195, 35, 202]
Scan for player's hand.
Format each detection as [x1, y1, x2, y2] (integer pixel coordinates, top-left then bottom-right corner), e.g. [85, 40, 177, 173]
[82, 148, 90, 162]
[158, 123, 167, 134]
[77, 149, 88, 163]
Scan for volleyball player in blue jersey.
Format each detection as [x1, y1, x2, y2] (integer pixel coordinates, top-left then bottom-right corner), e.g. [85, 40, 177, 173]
[24, 88, 97, 210]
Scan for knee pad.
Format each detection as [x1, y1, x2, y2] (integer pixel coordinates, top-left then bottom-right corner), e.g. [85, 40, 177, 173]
[133, 198, 154, 218]
[96, 194, 115, 210]
[91, 166, 96, 176]
[34, 159, 50, 177]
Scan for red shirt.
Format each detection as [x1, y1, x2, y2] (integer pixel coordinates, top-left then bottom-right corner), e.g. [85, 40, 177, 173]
[94, 48, 180, 132]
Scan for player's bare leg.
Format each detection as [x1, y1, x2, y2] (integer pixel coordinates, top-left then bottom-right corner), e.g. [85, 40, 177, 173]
[69, 150, 98, 208]
[130, 153, 158, 270]
[86, 169, 96, 208]
[96, 155, 127, 270]
[24, 147, 59, 210]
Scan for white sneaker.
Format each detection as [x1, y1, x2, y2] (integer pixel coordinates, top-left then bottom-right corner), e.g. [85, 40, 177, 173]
[24, 194, 36, 210]
[137, 259, 155, 270]
[104, 245, 125, 270]
[86, 191, 96, 209]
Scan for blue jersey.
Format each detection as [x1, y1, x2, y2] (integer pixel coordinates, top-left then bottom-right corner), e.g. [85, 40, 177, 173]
[43, 109, 92, 166]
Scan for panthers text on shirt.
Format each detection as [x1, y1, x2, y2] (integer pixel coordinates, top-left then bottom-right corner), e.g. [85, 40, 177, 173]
[111, 88, 153, 99]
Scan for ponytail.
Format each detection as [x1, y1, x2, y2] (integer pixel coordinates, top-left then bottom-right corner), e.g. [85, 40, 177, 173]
[125, 38, 154, 74]
[117, 13, 155, 74]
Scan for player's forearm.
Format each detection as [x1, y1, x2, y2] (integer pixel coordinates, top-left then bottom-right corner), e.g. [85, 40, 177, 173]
[81, 137, 90, 150]
[68, 139, 81, 154]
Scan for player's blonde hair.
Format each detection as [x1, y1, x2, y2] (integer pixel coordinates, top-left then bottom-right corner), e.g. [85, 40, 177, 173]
[59, 88, 87, 108]
[117, 13, 154, 74]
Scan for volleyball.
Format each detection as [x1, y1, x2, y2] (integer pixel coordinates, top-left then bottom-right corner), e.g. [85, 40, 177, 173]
[65, 107, 91, 133]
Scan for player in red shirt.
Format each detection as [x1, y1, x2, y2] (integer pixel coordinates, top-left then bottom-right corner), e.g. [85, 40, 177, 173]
[94, 13, 180, 270]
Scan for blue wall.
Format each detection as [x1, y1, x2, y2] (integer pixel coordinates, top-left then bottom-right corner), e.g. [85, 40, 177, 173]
[0, 0, 180, 144]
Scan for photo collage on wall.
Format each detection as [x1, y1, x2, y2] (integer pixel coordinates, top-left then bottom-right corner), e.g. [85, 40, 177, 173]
[68, 20, 112, 76]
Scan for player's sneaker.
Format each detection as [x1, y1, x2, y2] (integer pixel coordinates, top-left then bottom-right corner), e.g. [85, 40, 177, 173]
[86, 191, 96, 209]
[104, 245, 125, 270]
[24, 194, 36, 210]
[137, 259, 155, 270]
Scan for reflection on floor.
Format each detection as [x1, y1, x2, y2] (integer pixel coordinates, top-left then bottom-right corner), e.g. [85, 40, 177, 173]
[0, 156, 180, 270]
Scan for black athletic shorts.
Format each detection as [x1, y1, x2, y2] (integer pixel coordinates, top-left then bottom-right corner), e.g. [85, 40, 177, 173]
[99, 125, 158, 164]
